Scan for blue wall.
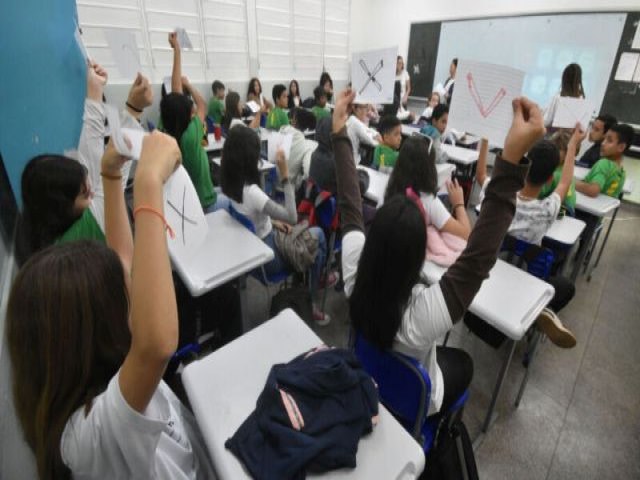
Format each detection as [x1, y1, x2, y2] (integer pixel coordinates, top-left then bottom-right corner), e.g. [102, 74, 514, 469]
[0, 0, 86, 207]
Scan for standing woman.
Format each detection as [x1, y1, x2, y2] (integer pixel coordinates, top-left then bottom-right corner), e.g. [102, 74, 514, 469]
[544, 63, 585, 127]
[396, 55, 412, 108]
[443, 58, 457, 105]
[247, 77, 273, 110]
[319, 71, 334, 104]
[288, 79, 302, 109]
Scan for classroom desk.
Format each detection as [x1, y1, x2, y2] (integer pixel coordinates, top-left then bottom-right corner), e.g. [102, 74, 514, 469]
[441, 144, 479, 166]
[205, 135, 225, 153]
[574, 166, 634, 194]
[401, 124, 421, 137]
[422, 259, 555, 432]
[182, 309, 426, 480]
[170, 210, 274, 297]
[358, 163, 455, 207]
[543, 216, 586, 246]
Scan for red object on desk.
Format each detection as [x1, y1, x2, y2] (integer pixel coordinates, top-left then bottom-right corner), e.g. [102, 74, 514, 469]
[214, 125, 222, 141]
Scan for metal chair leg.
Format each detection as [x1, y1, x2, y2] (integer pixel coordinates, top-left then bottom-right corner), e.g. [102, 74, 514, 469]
[442, 331, 451, 346]
[587, 206, 619, 282]
[515, 330, 541, 407]
[482, 339, 517, 433]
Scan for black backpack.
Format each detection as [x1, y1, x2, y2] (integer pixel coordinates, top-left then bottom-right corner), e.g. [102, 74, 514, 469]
[421, 417, 479, 480]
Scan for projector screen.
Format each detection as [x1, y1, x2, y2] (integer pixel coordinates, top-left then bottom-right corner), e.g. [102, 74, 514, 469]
[432, 13, 626, 113]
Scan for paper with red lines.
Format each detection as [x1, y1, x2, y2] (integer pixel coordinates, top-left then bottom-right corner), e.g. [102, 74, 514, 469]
[447, 60, 524, 147]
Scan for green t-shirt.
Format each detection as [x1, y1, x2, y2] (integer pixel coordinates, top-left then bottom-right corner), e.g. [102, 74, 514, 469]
[207, 97, 225, 124]
[266, 107, 289, 130]
[373, 144, 399, 169]
[311, 106, 330, 120]
[181, 116, 216, 208]
[57, 208, 106, 244]
[539, 166, 576, 212]
[583, 158, 626, 198]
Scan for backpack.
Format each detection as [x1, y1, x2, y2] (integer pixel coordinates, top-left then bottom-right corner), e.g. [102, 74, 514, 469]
[273, 220, 319, 273]
[269, 286, 312, 321]
[422, 417, 479, 480]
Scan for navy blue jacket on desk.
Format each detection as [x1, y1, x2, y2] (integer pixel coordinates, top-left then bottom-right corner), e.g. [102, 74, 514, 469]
[577, 142, 602, 168]
[225, 346, 379, 480]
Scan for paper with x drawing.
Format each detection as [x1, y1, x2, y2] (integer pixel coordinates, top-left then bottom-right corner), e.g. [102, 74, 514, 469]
[552, 97, 594, 129]
[447, 60, 525, 148]
[164, 166, 208, 261]
[104, 29, 140, 80]
[351, 47, 397, 104]
[267, 132, 293, 163]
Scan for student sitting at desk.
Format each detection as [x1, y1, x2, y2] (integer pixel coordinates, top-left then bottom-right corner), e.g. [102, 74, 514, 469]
[222, 91, 263, 132]
[539, 131, 579, 216]
[309, 117, 337, 194]
[281, 108, 318, 190]
[347, 102, 381, 165]
[575, 123, 633, 198]
[420, 91, 441, 123]
[385, 136, 471, 240]
[7, 131, 217, 480]
[247, 77, 273, 111]
[420, 104, 450, 164]
[577, 114, 616, 168]
[207, 80, 225, 125]
[311, 85, 331, 120]
[476, 126, 586, 348]
[162, 32, 227, 213]
[266, 84, 290, 130]
[334, 87, 541, 417]
[373, 115, 402, 171]
[221, 126, 334, 325]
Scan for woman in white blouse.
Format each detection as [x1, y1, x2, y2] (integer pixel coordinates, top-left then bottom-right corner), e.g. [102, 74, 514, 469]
[347, 103, 381, 165]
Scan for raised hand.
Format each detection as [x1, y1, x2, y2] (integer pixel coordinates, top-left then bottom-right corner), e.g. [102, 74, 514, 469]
[332, 88, 356, 134]
[168, 31, 179, 50]
[127, 73, 153, 113]
[502, 97, 546, 164]
[87, 62, 108, 101]
[137, 131, 182, 184]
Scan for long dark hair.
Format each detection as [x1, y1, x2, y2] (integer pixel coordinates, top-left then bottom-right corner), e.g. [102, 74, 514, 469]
[385, 136, 438, 201]
[350, 196, 427, 349]
[160, 92, 193, 143]
[319, 71, 333, 101]
[19, 155, 88, 263]
[288, 79, 300, 109]
[7, 241, 131, 479]
[220, 126, 262, 203]
[223, 91, 242, 130]
[247, 77, 262, 99]
[560, 63, 584, 98]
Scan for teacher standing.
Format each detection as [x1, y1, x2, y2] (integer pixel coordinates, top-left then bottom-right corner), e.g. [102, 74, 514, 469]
[544, 63, 585, 127]
[396, 55, 412, 108]
[443, 58, 457, 105]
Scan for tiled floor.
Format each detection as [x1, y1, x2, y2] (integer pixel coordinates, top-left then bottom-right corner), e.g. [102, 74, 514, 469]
[242, 202, 640, 480]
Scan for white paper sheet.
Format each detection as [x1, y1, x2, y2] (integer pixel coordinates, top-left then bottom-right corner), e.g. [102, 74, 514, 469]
[614, 52, 639, 82]
[447, 59, 525, 148]
[176, 27, 193, 50]
[246, 100, 261, 113]
[104, 29, 140, 80]
[164, 166, 208, 259]
[114, 128, 147, 160]
[632, 22, 640, 50]
[552, 97, 594, 129]
[634, 59, 640, 83]
[163, 76, 172, 94]
[267, 132, 293, 163]
[75, 27, 91, 63]
[351, 47, 397, 104]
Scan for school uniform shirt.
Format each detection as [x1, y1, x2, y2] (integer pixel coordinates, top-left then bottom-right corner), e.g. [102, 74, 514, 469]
[311, 106, 331, 120]
[421, 193, 452, 229]
[61, 372, 215, 479]
[578, 142, 602, 168]
[420, 106, 434, 120]
[346, 115, 378, 165]
[231, 184, 273, 239]
[229, 117, 246, 130]
[373, 144, 399, 170]
[181, 116, 216, 209]
[443, 77, 455, 104]
[539, 166, 577, 213]
[280, 125, 318, 189]
[57, 209, 106, 245]
[207, 97, 225, 125]
[266, 107, 289, 130]
[396, 70, 410, 101]
[583, 158, 626, 198]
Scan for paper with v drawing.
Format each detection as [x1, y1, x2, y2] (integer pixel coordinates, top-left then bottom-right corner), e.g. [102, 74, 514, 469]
[164, 167, 208, 261]
[447, 60, 525, 148]
[351, 47, 397, 104]
[552, 97, 594, 129]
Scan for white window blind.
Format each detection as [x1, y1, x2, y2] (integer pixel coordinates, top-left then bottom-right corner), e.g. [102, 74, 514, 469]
[255, 0, 291, 81]
[323, 0, 350, 80]
[202, 0, 250, 82]
[292, 0, 323, 82]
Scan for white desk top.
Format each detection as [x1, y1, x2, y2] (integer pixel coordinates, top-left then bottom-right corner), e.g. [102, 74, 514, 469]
[441, 144, 479, 165]
[457, 134, 480, 146]
[171, 210, 274, 297]
[205, 135, 225, 153]
[182, 309, 426, 479]
[544, 216, 586, 245]
[574, 165, 633, 194]
[422, 259, 555, 340]
[575, 191, 620, 217]
[401, 124, 421, 137]
[359, 164, 455, 207]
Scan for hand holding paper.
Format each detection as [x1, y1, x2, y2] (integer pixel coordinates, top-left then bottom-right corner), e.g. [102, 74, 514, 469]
[267, 132, 293, 163]
[175, 28, 193, 50]
[552, 97, 593, 129]
[351, 47, 397, 104]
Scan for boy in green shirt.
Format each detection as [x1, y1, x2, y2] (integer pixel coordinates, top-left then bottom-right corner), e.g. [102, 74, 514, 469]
[576, 123, 633, 198]
[266, 84, 290, 130]
[311, 85, 331, 120]
[373, 115, 402, 170]
[207, 80, 225, 124]
[539, 130, 577, 215]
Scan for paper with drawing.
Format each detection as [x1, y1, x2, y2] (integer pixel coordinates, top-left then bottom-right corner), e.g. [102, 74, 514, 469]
[552, 97, 593, 129]
[267, 132, 293, 163]
[351, 47, 397, 104]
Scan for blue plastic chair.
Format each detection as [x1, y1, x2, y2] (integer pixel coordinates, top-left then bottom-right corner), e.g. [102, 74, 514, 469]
[353, 332, 468, 453]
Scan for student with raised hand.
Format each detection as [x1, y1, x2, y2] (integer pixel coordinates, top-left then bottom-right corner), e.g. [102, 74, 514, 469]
[162, 31, 227, 212]
[575, 123, 633, 198]
[8, 131, 216, 479]
[222, 91, 263, 132]
[347, 102, 380, 165]
[538, 130, 580, 216]
[385, 136, 471, 240]
[266, 84, 290, 130]
[220, 126, 334, 325]
[332, 87, 541, 416]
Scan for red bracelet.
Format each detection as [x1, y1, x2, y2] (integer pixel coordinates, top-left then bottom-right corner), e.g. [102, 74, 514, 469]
[133, 206, 175, 239]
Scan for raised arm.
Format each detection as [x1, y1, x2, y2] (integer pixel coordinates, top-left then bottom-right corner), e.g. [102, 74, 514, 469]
[169, 32, 183, 95]
[442, 179, 471, 240]
[439, 98, 543, 322]
[475, 137, 489, 187]
[119, 132, 182, 413]
[262, 149, 297, 224]
[182, 76, 206, 123]
[555, 124, 585, 200]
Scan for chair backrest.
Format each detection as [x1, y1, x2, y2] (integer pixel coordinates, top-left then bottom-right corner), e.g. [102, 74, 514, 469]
[228, 204, 256, 234]
[298, 180, 339, 231]
[501, 234, 555, 280]
[353, 332, 431, 441]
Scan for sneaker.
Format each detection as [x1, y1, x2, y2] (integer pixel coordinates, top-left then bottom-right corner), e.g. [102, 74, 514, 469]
[312, 308, 331, 326]
[535, 308, 576, 348]
[318, 271, 339, 290]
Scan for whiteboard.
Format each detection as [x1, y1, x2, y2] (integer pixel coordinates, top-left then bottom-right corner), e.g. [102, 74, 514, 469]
[432, 13, 626, 114]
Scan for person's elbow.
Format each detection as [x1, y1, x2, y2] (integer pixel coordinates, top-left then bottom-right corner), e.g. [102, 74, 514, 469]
[577, 181, 600, 198]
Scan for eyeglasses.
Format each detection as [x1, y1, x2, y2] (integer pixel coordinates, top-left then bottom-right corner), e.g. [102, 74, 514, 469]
[411, 132, 434, 156]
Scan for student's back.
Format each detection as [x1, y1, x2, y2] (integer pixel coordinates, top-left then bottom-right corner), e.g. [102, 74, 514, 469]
[309, 117, 336, 193]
